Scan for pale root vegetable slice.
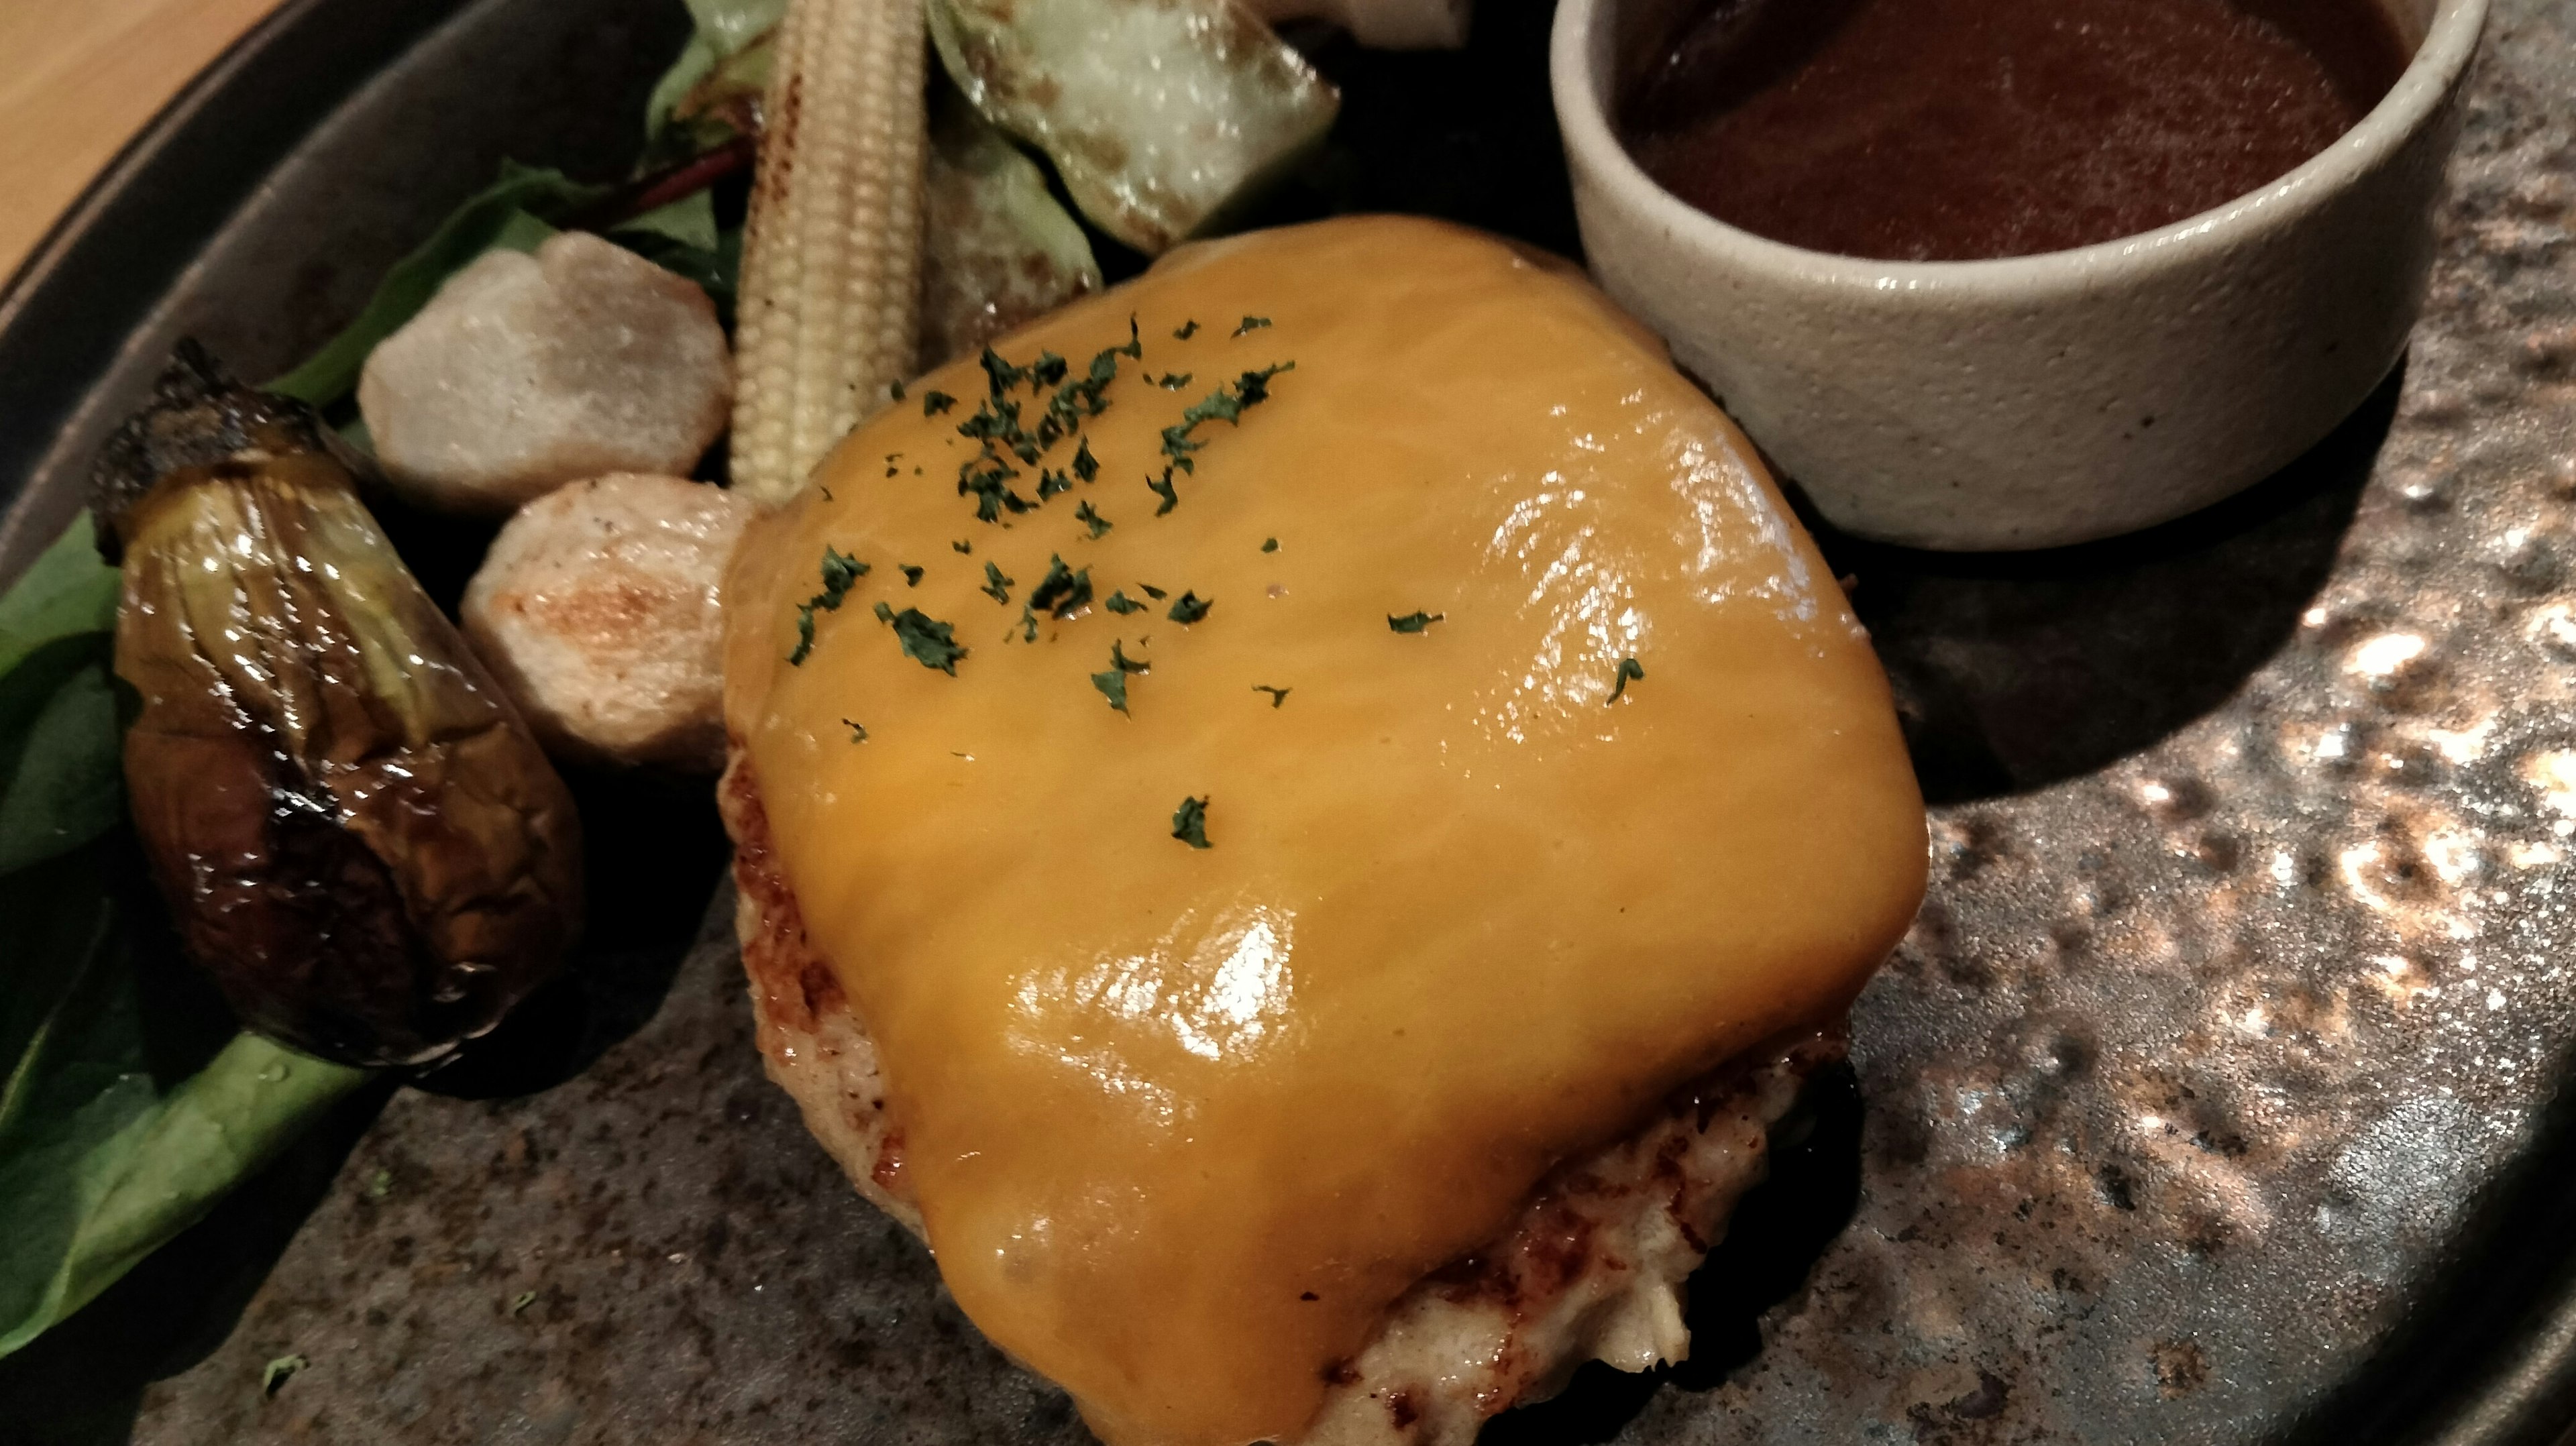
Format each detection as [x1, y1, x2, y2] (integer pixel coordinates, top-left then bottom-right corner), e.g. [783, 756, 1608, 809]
[357, 231, 732, 516]
[462, 474, 755, 772]
[729, 0, 929, 507]
[919, 85, 1104, 368]
[927, 0, 1340, 255]
[1240, 0, 1470, 49]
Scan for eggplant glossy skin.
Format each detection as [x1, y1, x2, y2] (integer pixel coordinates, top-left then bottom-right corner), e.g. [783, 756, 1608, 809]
[95, 347, 582, 1067]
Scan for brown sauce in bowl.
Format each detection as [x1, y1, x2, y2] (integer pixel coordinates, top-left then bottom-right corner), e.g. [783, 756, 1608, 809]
[1621, 0, 2412, 261]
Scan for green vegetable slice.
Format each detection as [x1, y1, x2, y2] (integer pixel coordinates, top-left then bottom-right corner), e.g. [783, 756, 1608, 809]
[927, 0, 1339, 254]
[921, 84, 1104, 368]
[643, 0, 786, 153]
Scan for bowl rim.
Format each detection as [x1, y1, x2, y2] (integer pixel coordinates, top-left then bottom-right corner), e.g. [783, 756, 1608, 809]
[1548, 0, 2492, 297]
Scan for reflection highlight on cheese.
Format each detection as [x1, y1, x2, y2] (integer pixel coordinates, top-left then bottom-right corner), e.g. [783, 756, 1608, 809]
[1012, 901, 1300, 1114]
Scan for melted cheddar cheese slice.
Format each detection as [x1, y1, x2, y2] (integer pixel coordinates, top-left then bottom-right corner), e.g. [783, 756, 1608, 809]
[724, 216, 1926, 1446]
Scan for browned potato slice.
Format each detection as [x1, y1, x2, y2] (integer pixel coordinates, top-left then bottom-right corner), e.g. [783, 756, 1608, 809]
[463, 474, 753, 771]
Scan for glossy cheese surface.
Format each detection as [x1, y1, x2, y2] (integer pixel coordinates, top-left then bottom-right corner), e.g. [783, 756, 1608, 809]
[723, 216, 1926, 1446]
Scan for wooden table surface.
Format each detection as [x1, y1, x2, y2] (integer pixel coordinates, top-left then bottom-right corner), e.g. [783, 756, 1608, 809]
[0, 0, 287, 281]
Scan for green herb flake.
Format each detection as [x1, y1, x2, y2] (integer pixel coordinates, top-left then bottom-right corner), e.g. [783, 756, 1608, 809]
[1110, 639, 1150, 674]
[1253, 685, 1291, 708]
[1232, 315, 1272, 337]
[1388, 610, 1445, 634]
[1171, 795, 1212, 849]
[843, 718, 870, 742]
[820, 545, 869, 595]
[957, 448, 1035, 521]
[1072, 438, 1099, 482]
[1167, 592, 1213, 625]
[1037, 467, 1073, 500]
[980, 347, 1029, 396]
[1031, 351, 1069, 387]
[891, 379, 908, 401]
[1261, 537, 1278, 553]
[1091, 668, 1132, 714]
[873, 601, 896, 624]
[981, 561, 1016, 605]
[1027, 555, 1095, 618]
[888, 608, 968, 673]
[509, 1290, 539, 1316]
[1105, 590, 1146, 615]
[1154, 372, 1194, 390]
[1139, 583, 1169, 600]
[788, 545, 872, 665]
[1147, 467, 1181, 515]
[1077, 501, 1113, 539]
[901, 565, 925, 587]
[788, 608, 818, 666]
[953, 539, 973, 554]
[1175, 319, 1201, 339]
[262, 1355, 310, 1397]
[1607, 656, 1647, 704]
[1160, 362, 1294, 472]
[923, 390, 957, 416]
[1015, 608, 1040, 643]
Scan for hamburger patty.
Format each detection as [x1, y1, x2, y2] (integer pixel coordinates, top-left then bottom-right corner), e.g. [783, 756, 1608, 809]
[721, 755, 1837, 1443]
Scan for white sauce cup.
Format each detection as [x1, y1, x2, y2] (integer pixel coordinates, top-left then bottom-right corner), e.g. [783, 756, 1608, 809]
[1552, 0, 2489, 551]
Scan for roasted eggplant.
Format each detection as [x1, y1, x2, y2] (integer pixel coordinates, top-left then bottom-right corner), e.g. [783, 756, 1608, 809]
[89, 343, 583, 1068]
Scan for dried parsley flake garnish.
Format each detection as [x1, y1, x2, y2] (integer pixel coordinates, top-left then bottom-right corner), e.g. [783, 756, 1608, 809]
[1147, 467, 1181, 515]
[1253, 685, 1291, 708]
[1168, 592, 1213, 625]
[888, 608, 967, 673]
[1174, 319, 1201, 339]
[1607, 656, 1647, 703]
[901, 564, 925, 586]
[843, 718, 870, 742]
[981, 561, 1016, 604]
[922, 390, 957, 416]
[1261, 537, 1278, 553]
[1027, 555, 1095, 618]
[1091, 671, 1128, 713]
[1171, 795, 1212, 848]
[1389, 610, 1445, 634]
[788, 545, 872, 664]
[1076, 500, 1112, 539]
[1232, 315, 1271, 336]
[1105, 590, 1146, 615]
[1161, 363, 1294, 474]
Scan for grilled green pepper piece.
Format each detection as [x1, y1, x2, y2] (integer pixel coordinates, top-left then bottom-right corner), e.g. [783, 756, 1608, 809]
[927, 0, 1340, 254]
[920, 82, 1105, 368]
[89, 344, 583, 1068]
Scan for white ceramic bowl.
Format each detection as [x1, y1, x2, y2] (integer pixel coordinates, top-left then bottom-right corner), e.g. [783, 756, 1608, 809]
[1552, 0, 2489, 551]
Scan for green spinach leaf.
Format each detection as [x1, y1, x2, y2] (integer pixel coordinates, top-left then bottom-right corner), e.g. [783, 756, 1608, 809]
[0, 524, 372, 1359]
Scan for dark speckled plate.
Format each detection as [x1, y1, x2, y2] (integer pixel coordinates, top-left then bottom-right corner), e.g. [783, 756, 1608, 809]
[3, 1, 2574, 1442]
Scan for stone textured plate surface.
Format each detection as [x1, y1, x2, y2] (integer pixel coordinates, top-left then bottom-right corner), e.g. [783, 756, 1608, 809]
[2, 0, 2573, 1443]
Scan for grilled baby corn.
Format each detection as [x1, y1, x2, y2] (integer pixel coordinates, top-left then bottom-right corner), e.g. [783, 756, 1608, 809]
[729, 0, 928, 506]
